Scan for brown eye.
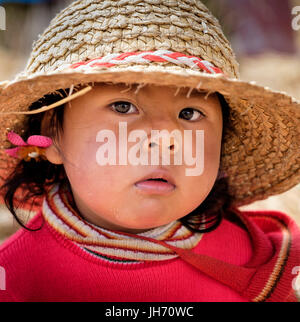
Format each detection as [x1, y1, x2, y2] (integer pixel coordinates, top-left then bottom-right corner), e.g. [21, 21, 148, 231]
[179, 108, 205, 121]
[110, 101, 138, 114]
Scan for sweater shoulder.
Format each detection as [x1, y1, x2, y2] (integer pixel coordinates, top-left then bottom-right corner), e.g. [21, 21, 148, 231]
[0, 210, 55, 301]
[0, 210, 44, 257]
[238, 208, 299, 227]
[193, 213, 253, 266]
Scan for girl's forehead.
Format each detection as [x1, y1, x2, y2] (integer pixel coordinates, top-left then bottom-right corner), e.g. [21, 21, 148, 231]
[91, 82, 209, 99]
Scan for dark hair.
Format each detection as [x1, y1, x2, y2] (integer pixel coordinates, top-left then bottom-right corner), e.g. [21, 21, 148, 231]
[0, 85, 233, 233]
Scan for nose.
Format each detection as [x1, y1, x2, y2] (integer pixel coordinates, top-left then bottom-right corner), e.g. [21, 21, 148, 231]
[141, 131, 181, 155]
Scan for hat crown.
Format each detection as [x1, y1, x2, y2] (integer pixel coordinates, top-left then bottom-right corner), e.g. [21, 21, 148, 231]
[25, 0, 239, 78]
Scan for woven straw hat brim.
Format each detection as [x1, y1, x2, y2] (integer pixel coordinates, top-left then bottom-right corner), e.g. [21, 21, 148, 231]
[0, 65, 299, 207]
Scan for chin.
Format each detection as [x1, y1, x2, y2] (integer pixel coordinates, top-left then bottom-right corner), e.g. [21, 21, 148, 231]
[120, 214, 173, 231]
[114, 201, 177, 230]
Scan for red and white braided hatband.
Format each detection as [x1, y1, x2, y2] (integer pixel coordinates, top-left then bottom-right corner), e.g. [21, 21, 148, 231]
[68, 50, 224, 75]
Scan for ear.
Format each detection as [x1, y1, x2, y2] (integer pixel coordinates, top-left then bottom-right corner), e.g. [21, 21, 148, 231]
[41, 110, 63, 165]
[44, 144, 63, 165]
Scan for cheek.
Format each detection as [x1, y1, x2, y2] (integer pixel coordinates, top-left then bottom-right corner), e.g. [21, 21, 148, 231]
[189, 124, 221, 196]
[188, 124, 222, 175]
[61, 131, 103, 182]
[62, 131, 127, 196]
[204, 130, 222, 167]
[203, 118, 222, 163]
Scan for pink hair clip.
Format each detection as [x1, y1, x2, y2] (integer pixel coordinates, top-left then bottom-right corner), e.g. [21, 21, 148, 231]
[5, 131, 53, 162]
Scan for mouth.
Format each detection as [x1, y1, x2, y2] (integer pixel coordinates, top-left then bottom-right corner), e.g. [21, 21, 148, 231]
[134, 171, 176, 195]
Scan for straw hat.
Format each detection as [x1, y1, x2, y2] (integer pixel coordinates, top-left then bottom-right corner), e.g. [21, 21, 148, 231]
[0, 0, 299, 207]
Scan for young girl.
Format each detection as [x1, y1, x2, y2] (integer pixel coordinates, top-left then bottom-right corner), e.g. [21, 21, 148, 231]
[0, 0, 299, 302]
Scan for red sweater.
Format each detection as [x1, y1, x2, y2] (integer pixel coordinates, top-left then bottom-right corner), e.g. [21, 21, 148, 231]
[0, 208, 299, 302]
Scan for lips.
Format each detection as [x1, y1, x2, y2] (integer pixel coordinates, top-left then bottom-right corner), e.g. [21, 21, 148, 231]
[134, 170, 176, 194]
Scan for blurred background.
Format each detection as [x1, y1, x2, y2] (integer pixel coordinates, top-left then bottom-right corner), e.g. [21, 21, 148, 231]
[0, 0, 299, 243]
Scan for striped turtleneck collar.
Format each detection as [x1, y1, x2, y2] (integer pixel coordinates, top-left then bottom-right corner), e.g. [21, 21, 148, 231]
[42, 182, 203, 263]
